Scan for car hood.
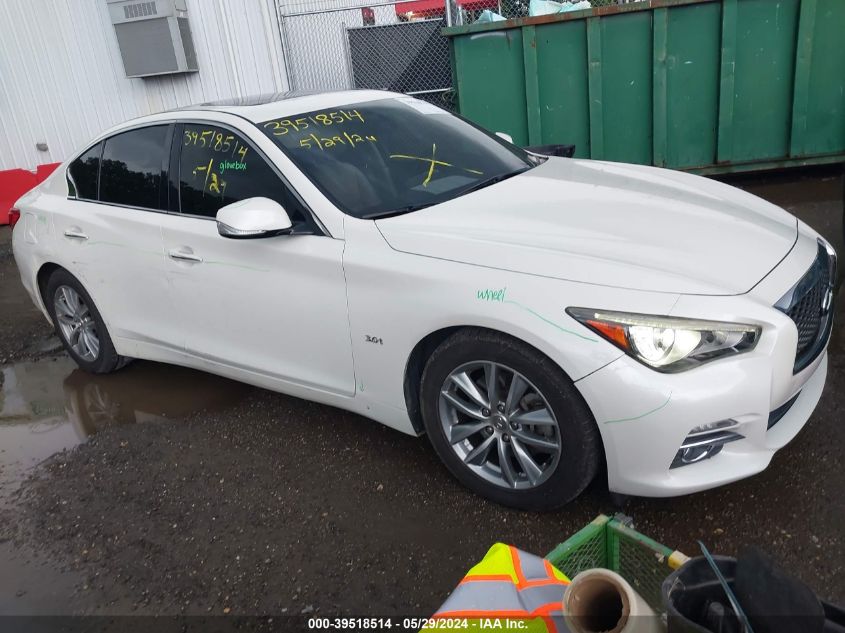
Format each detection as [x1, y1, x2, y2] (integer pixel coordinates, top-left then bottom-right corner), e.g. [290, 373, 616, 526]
[375, 158, 797, 295]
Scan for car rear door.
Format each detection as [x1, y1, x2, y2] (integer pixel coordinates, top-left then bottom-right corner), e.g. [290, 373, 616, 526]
[57, 124, 180, 353]
[158, 120, 354, 396]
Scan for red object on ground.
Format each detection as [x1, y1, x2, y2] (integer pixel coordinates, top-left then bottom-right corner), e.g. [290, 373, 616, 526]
[0, 162, 60, 225]
[395, 0, 498, 16]
[8, 208, 21, 230]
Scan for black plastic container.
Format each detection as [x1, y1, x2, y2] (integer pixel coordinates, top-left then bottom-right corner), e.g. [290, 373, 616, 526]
[662, 555, 845, 633]
[662, 555, 741, 633]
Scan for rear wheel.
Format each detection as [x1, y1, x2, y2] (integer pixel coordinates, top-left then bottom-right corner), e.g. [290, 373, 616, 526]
[45, 270, 128, 374]
[420, 328, 601, 510]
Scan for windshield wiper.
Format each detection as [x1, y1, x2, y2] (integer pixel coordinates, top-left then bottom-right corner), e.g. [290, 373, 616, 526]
[362, 203, 435, 220]
[456, 167, 531, 197]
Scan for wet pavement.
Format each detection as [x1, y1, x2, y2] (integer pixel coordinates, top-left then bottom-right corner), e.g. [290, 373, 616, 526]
[0, 166, 843, 616]
[0, 356, 252, 614]
[0, 357, 251, 508]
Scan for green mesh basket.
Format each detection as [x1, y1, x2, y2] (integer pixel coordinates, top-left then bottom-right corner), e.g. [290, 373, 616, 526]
[546, 515, 689, 614]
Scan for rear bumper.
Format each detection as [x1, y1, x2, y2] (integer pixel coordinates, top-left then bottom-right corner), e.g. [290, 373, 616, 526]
[575, 344, 827, 498]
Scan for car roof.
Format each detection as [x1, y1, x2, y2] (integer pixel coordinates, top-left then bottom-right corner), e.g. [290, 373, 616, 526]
[172, 89, 402, 123]
[85, 89, 409, 151]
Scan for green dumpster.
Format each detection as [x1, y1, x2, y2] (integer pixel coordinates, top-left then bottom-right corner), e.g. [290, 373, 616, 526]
[444, 0, 845, 174]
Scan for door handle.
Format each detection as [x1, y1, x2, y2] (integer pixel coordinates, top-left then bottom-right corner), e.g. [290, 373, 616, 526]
[63, 227, 88, 240]
[168, 248, 203, 263]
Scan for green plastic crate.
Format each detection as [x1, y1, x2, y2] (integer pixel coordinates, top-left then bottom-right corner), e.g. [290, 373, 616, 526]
[546, 514, 689, 614]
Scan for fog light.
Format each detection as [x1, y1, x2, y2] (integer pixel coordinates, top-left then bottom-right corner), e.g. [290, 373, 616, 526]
[670, 421, 743, 469]
[673, 443, 724, 467]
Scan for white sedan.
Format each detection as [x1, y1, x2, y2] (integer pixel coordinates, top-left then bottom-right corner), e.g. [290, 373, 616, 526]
[11, 90, 835, 510]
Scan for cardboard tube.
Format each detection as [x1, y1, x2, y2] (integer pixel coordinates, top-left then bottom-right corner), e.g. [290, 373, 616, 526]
[563, 568, 663, 633]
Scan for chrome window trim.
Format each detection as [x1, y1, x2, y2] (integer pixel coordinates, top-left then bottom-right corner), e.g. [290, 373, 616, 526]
[64, 198, 173, 215]
[66, 168, 79, 198]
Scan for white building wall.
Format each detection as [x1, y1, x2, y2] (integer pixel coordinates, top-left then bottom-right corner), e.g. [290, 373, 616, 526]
[0, 0, 289, 171]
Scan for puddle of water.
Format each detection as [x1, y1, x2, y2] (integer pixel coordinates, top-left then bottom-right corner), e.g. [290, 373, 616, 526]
[0, 356, 252, 508]
[0, 355, 251, 614]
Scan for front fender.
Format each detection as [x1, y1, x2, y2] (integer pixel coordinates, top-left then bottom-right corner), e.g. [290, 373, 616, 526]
[342, 218, 679, 426]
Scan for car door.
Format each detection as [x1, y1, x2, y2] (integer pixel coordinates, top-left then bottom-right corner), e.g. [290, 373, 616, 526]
[57, 124, 180, 351]
[159, 121, 355, 396]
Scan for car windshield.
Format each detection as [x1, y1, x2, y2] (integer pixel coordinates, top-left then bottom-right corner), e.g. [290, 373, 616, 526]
[258, 97, 534, 219]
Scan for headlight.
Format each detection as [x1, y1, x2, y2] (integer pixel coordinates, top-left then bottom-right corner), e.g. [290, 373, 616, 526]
[567, 308, 761, 372]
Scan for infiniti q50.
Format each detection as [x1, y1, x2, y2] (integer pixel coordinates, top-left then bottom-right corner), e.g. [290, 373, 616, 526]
[11, 91, 835, 509]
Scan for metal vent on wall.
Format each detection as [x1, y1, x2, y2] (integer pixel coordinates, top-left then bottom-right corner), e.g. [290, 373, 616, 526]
[107, 0, 198, 78]
[123, 2, 157, 19]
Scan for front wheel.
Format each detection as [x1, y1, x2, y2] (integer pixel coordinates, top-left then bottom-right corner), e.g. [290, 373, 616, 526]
[420, 329, 602, 511]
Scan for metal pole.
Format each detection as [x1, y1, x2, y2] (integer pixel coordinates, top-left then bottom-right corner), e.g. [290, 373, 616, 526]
[277, 8, 296, 90]
[341, 21, 356, 90]
[261, 0, 287, 91]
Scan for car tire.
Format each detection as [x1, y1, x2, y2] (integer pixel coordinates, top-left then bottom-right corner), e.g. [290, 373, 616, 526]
[420, 328, 602, 511]
[45, 269, 129, 374]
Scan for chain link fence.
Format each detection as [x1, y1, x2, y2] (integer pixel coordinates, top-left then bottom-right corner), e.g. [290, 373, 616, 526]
[275, 0, 646, 111]
[277, 0, 456, 110]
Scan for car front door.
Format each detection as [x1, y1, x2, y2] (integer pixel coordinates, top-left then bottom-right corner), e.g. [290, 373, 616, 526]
[159, 121, 354, 396]
[58, 124, 181, 353]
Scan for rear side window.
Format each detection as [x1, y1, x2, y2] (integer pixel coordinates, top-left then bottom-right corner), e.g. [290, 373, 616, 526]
[68, 142, 102, 200]
[178, 123, 307, 225]
[100, 125, 169, 210]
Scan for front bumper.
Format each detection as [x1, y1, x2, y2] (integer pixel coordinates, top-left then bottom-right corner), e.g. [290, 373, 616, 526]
[572, 227, 832, 497]
[575, 345, 827, 497]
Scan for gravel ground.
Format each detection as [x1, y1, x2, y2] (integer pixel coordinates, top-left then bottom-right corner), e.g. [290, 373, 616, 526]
[0, 233, 57, 364]
[0, 166, 843, 617]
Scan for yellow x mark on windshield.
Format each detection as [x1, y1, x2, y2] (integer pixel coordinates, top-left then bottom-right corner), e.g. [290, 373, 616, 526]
[390, 143, 483, 187]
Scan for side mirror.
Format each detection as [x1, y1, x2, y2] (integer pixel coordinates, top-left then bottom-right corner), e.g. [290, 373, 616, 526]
[495, 131, 514, 144]
[216, 197, 293, 239]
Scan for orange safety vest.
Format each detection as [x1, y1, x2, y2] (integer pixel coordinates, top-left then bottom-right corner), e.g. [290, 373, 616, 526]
[431, 543, 571, 633]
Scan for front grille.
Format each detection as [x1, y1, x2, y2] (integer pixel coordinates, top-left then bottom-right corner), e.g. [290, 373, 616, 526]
[789, 275, 825, 354]
[776, 241, 836, 374]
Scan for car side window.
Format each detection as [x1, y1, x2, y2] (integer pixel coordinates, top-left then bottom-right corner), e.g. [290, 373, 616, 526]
[68, 142, 102, 200]
[178, 123, 307, 225]
[100, 125, 169, 210]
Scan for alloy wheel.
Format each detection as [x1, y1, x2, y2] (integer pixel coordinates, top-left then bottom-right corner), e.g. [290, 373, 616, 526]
[438, 361, 562, 490]
[54, 285, 100, 362]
